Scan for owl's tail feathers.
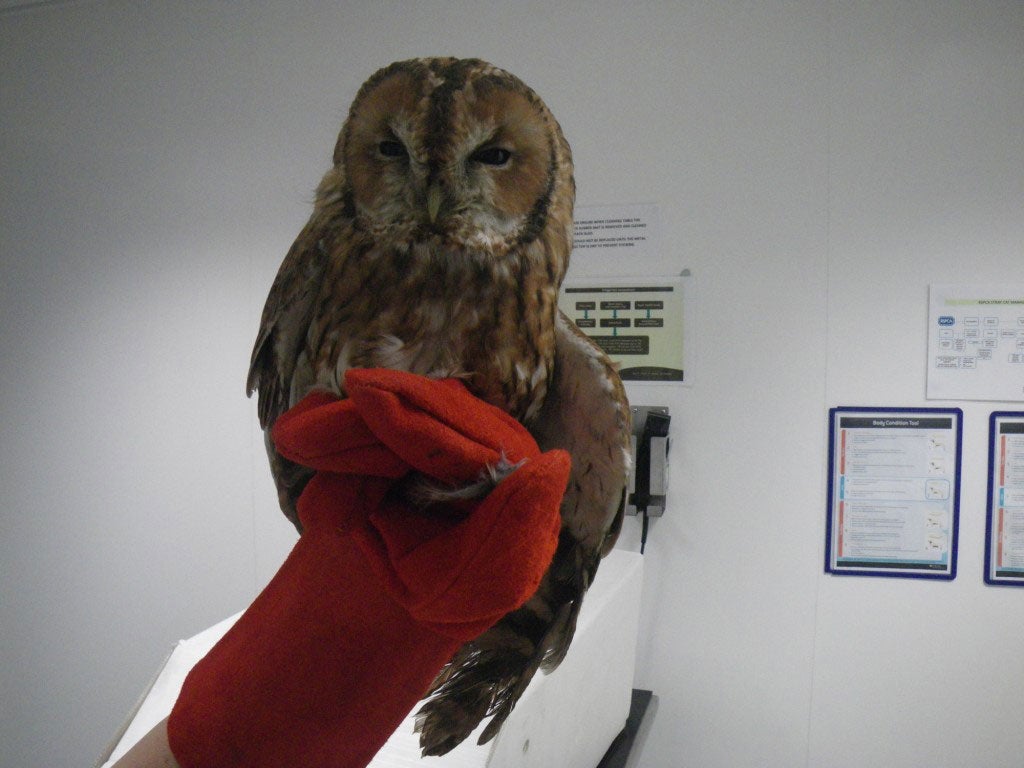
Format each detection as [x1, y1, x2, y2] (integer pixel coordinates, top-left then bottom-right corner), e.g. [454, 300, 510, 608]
[414, 604, 555, 756]
[415, 532, 597, 756]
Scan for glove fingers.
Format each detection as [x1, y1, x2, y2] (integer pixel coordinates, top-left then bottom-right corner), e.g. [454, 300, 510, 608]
[272, 391, 408, 477]
[345, 368, 539, 484]
[361, 449, 570, 639]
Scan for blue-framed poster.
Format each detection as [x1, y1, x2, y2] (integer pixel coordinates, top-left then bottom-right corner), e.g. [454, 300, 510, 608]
[985, 412, 1024, 586]
[826, 407, 963, 580]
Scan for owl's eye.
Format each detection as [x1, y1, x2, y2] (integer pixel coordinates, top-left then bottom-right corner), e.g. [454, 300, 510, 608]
[470, 146, 512, 166]
[378, 139, 408, 159]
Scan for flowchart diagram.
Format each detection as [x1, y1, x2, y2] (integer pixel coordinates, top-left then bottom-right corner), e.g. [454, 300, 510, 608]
[928, 284, 1024, 401]
[559, 279, 685, 382]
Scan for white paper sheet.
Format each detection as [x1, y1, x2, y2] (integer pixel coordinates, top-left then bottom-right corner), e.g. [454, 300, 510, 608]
[927, 284, 1024, 402]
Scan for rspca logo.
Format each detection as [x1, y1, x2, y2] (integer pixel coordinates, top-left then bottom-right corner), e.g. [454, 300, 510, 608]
[938, 316, 955, 326]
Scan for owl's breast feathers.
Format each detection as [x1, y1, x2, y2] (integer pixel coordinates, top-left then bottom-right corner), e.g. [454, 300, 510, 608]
[301, 224, 560, 422]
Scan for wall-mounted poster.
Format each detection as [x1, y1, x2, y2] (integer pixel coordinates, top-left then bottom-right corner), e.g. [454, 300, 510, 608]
[985, 412, 1024, 586]
[826, 407, 962, 580]
[559, 275, 687, 384]
[563, 203, 688, 384]
[927, 284, 1024, 402]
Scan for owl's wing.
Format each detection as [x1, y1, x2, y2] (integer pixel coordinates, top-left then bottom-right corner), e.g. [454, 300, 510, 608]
[416, 310, 631, 755]
[247, 217, 332, 528]
[247, 220, 331, 427]
[527, 310, 631, 655]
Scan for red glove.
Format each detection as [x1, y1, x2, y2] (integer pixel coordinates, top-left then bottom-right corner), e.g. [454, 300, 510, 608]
[166, 369, 569, 768]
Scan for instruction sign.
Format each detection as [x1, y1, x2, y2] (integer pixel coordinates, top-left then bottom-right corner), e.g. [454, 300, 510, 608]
[572, 203, 661, 260]
[559, 276, 686, 383]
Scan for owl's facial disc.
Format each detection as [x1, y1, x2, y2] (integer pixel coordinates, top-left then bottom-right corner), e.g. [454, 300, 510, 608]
[340, 59, 563, 251]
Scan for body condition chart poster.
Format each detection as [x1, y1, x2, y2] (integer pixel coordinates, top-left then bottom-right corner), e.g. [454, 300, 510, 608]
[826, 407, 962, 579]
[985, 412, 1024, 586]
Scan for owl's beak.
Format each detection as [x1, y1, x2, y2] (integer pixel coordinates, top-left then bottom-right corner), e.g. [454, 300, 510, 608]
[426, 183, 444, 225]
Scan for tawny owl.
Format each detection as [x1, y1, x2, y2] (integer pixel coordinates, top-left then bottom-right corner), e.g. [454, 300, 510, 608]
[247, 57, 631, 756]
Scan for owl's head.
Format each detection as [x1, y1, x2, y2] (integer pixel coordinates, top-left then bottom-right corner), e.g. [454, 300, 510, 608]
[325, 57, 574, 276]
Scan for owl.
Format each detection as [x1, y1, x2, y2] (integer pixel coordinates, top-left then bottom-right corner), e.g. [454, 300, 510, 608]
[247, 57, 631, 756]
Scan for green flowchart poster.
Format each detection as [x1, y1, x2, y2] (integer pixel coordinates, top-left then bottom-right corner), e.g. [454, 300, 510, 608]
[559, 276, 687, 383]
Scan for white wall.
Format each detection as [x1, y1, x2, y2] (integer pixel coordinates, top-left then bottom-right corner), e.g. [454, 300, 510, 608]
[1, 2, 1021, 766]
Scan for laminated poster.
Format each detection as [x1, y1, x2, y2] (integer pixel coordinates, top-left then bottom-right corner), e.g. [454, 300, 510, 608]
[826, 407, 962, 580]
[558, 275, 686, 384]
[985, 412, 1024, 586]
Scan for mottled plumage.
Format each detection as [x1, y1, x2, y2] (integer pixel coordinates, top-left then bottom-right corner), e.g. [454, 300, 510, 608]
[246, 57, 630, 756]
